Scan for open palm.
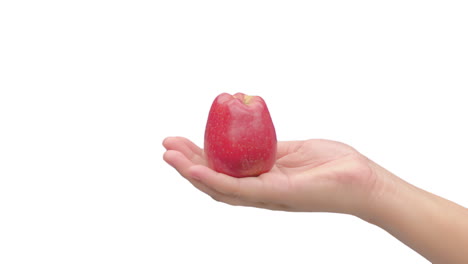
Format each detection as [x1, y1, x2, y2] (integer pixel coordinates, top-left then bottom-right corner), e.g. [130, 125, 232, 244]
[163, 137, 378, 214]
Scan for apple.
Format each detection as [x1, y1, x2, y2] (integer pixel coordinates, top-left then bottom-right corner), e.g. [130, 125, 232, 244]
[204, 92, 277, 178]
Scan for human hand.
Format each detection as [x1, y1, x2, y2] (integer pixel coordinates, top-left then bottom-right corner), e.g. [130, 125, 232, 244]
[163, 136, 381, 215]
[164, 136, 468, 263]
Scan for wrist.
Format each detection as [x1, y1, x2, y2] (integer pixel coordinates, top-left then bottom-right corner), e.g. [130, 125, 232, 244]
[354, 160, 404, 226]
[355, 160, 468, 263]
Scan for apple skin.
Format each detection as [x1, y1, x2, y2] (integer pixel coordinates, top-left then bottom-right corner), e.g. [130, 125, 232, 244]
[204, 92, 277, 178]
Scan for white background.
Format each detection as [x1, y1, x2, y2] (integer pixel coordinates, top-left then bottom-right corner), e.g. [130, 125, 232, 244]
[1, 1, 467, 263]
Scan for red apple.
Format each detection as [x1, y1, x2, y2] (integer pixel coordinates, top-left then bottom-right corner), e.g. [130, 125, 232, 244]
[204, 92, 277, 178]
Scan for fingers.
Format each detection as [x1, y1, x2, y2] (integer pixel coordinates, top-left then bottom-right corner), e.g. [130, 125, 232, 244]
[188, 165, 270, 203]
[163, 151, 248, 205]
[163, 137, 277, 208]
[163, 150, 196, 177]
[163, 136, 202, 155]
[163, 149, 216, 195]
[163, 137, 203, 156]
[163, 137, 205, 165]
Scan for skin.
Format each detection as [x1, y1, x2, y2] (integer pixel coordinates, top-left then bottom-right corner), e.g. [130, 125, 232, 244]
[163, 136, 468, 263]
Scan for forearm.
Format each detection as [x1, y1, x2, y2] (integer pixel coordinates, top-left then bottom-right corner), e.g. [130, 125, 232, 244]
[361, 163, 468, 264]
